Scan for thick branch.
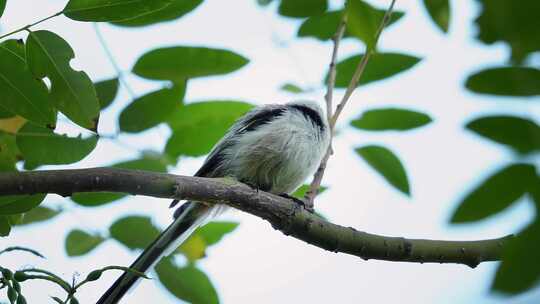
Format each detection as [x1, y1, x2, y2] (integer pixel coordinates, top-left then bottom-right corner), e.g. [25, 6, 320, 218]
[0, 168, 511, 268]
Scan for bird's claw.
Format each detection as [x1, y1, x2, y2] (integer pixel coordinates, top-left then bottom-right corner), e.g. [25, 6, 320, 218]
[278, 193, 315, 213]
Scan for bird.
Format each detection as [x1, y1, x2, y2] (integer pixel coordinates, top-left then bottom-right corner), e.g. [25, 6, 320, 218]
[97, 100, 331, 303]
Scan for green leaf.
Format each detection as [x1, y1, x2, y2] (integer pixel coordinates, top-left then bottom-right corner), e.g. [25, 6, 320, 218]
[333, 52, 421, 88]
[113, 153, 171, 171]
[298, 11, 344, 40]
[0, 216, 11, 236]
[65, 229, 104, 256]
[351, 108, 432, 131]
[278, 0, 327, 18]
[423, 0, 450, 33]
[109, 215, 160, 250]
[196, 221, 239, 246]
[63, 0, 174, 22]
[175, 221, 239, 261]
[292, 184, 328, 199]
[0, 0, 6, 19]
[475, 0, 540, 63]
[156, 257, 219, 304]
[177, 234, 207, 262]
[166, 100, 254, 157]
[0, 194, 46, 215]
[112, 0, 203, 27]
[16, 206, 61, 226]
[257, 0, 274, 6]
[16, 123, 97, 167]
[492, 220, 540, 294]
[95, 78, 119, 110]
[133, 46, 249, 82]
[355, 145, 410, 195]
[119, 84, 185, 133]
[0, 132, 20, 171]
[298, 9, 403, 41]
[465, 67, 540, 97]
[0, 106, 13, 119]
[71, 153, 169, 206]
[0, 40, 56, 128]
[280, 83, 305, 94]
[466, 116, 540, 154]
[450, 164, 536, 223]
[71, 192, 126, 207]
[26, 30, 100, 131]
[346, 0, 397, 49]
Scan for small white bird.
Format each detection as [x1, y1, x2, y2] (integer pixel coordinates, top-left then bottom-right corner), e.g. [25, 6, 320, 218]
[97, 100, 331, 303]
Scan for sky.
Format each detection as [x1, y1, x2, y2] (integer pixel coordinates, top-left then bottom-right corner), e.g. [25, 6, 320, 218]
[1, 0, 540, 303]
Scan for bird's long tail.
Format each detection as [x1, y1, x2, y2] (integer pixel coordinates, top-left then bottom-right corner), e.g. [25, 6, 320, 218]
[96, 202, 216, 304]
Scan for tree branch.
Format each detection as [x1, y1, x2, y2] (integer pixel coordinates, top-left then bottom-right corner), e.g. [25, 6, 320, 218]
[0, 168, 511, 268]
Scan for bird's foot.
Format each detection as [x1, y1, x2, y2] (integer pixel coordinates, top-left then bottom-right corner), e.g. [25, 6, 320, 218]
[278, 193, 314, 213]
[243, 181, 260, 193]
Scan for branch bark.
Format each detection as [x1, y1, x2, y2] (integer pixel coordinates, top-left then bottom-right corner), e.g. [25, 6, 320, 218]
[0, 168, 511, 268]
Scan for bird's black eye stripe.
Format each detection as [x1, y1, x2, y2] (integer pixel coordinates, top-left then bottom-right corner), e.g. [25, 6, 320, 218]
[242, 107, 287, 132]
[289, 105, 325, 131]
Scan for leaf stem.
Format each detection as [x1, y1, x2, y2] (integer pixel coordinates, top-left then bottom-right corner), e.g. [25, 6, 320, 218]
[92, 23, 136, 100]
[0, 11, 62, 40]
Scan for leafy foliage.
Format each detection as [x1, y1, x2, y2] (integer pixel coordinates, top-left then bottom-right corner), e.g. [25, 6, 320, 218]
[26, 30, 100, 131]
[346, 0, 396, 49]
[109, 215, 160, 250]
[0, 194, 46, 215]
[196, 221, 239, 246]
[119, 83, 185, 133]
[280, 83, 305, 94]
[0, 0, 6, 19]
[451, 164, 536, 223]
[63, 0, 175, 22]
[298, 8, 403, 41]
[466, 116, 540, 154]
[65, 229, 104, 256]
[475, 0, 540, 63]
[333, 52, 421, 87]
[112, 0, 203, 27]
[0, 40, 57, 128]
[356, 145, 410, 195]
[278, 0, 327, 18]
[16, 206, 61, 226]
[465, 67, 540, 97]
[95, 78, 119, 110]
[166, 100, 253, 157]
[156, 257, 219, 304]
[292, 184, 327, 199]
[16, 123, 97, 168]
[351, 108, 432, 131]
[493, 221, 540, 294]
[133, 46, 249, 82]
[423, 0, 450, 33]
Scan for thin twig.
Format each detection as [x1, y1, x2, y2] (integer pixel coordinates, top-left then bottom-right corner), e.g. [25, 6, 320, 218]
[325, 12, 348, 121]
[304, 12, 348, 206]
[330, 0, 396, 128]
[307, 0, 397, 206]
[92, 23, 136, 99]
[0, 11, 62, 40]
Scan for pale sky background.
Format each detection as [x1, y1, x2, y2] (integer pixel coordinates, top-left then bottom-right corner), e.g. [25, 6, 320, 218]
[1, 0, 540, 303]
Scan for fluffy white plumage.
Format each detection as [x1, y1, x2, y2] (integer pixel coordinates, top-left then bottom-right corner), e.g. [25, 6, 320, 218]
[97, 100, 330, 304]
